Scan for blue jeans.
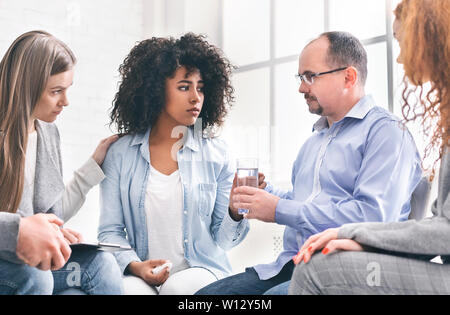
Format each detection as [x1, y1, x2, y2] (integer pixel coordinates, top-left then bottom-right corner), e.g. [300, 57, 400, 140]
[195, 261, 294, 295]
[263, 281, 290, 295]
[0, 250, 123, 295]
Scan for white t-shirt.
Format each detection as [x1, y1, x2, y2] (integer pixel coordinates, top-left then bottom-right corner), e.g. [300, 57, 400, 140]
[24, 131, 38, 201]
[145, 165, 189, 274]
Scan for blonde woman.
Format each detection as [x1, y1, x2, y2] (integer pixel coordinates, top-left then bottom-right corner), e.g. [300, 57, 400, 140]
[0, 30, 122, 294]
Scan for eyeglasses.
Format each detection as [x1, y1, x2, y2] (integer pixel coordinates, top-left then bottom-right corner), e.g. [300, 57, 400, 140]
[295, 67, 347, 85]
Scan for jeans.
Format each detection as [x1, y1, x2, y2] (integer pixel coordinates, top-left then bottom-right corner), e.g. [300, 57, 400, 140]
[195, 261, 294, 295]
[0, 250, 123, 295]
[263, 281, 290, 295]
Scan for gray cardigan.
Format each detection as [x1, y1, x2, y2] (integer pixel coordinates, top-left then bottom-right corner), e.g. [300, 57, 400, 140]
[0, 121, 104, 263]
[339, 148, 450, 260]
[0, 121, 63, 256]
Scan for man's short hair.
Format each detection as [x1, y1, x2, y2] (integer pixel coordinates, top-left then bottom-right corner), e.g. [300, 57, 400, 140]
[319, 31, 368, 86]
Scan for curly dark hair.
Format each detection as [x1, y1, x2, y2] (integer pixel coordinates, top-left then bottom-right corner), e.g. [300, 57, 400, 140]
[110, 33, 235, 135]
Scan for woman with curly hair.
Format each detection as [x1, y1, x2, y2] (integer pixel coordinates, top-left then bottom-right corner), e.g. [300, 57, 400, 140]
[98, 33, 255, 295]
[289, 0, 450, 294]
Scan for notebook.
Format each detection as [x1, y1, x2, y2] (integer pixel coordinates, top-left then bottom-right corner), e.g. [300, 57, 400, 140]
[70, 242, 132, 252]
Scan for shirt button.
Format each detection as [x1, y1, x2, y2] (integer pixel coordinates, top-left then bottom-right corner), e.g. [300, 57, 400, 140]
[184, 239, 188, 243]
[184, 211, 188, 215]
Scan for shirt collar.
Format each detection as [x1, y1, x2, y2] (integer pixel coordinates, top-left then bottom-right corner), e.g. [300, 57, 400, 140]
[312, 95, 375, 132]
[344, 94, 374, 120]
[312, 116, 329, 132]
[129, 125, 201, 152]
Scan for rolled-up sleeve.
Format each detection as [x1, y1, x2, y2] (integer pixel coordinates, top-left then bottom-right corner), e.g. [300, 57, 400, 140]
[0, 212, 21, 253]
[61, 157, 105, 222]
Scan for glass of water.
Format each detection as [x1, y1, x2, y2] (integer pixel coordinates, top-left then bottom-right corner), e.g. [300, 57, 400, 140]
[236, 158, 258, 214]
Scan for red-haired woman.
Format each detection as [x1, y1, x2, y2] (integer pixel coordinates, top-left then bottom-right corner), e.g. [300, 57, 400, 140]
[290, 0, 450, 294]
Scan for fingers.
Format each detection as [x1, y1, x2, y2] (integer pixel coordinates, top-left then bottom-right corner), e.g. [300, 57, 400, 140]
[258, 173, 267, 189]
[292, 232, 324, 264]
[233, 186, 258, 195]
[148, 259, 168, 267]
[37, 253, 52, 271]
[50, 248, 67, 271]
[92, 134, 119, 166]
[62, 231, 77, 244]
[232, 183, 259, 210]
[322, 239, 364, 255]
[59, 242, 72, 268]
[71, 228, 84, 243]
[38, 223, 71, 270]
[57, 226, 72, 269]
[44, 213, 64, 226]
[141, 260, 171, 286]
[306, 229, 339, 256]
[52, 229, 72, 270]
[39, 236, 71, 271]
[293, 238, 363, 265]
[104, 134, 119, 145]
[292, 250, 306, 265]
[293, 228, 339, 265]
[229, 174, 239, 212]
[99, 134, 119, 144]
[232, 186, 256, 210]
[151, 268, 170, 284]
[232, 173, 237, 189]
[232, 193, 253, 204]
[60, 228, 84, 244]
[160, 268, 170, 281]
[232, 194, 253, 212]
[299, 231, 324, 253]
[233, 202, 252, 212]
[16, 214, 71, 271]
[64, 228, 83, 243]
[24, 251, 43, 269]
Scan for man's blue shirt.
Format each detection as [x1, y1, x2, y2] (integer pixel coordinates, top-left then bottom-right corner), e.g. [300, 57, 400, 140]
[254, 95, 422, 279]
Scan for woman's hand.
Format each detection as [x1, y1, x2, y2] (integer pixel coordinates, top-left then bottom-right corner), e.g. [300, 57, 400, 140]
[228, 172, 267, 221]
[293, 228, 364, 264]
[91, 134, 119, 166]
[16, 213, 71, 271]
[127, 259, 170, 286]
[60, 227, 84, 244]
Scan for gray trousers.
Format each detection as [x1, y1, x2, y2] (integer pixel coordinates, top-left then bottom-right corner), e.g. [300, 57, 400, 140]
[288, 251, 450, 295]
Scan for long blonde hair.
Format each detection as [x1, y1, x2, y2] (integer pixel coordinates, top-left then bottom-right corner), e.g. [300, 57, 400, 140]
[395, 0, 450, 177]
[0, 30, 76, 213]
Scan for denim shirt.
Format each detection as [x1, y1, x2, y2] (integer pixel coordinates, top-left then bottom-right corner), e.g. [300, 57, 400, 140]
[98, 126, 249, 279]
[254, 95, 423, 280]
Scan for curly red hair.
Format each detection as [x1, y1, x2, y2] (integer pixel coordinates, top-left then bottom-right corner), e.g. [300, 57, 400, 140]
[395, 0, 450, 177]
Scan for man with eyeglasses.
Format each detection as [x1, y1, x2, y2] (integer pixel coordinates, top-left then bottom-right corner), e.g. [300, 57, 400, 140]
[196, 31, 422, 295]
